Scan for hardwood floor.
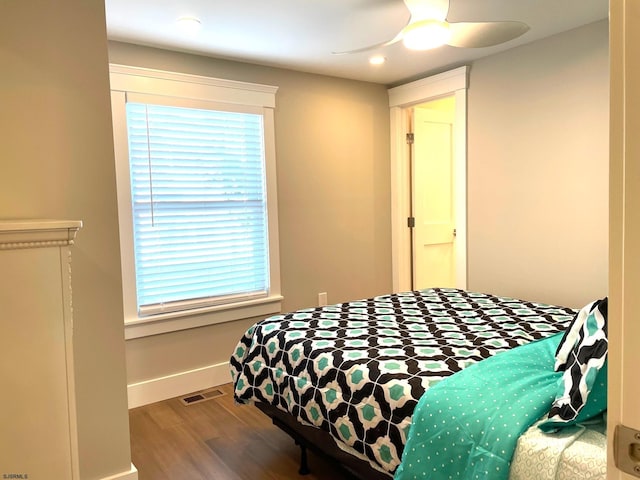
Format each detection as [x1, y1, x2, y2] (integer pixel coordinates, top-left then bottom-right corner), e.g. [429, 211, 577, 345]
[129, 383, 354, 480]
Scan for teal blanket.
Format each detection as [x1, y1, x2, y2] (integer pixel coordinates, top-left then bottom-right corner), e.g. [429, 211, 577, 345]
[395, 333, 563, 480]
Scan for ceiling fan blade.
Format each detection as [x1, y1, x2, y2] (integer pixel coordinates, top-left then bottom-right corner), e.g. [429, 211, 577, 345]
[331, 32, 403, 55]
[331, 0, 410, 55]
[447, 21, 529, 48]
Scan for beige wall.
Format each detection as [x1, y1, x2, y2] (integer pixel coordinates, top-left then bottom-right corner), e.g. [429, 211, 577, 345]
[467, 20, 609, 308]
[108, 42, 393, 385]
[0, 1, 132, 479]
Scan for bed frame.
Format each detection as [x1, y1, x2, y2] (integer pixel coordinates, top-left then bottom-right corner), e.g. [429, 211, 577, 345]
[256, 402, 392, 480]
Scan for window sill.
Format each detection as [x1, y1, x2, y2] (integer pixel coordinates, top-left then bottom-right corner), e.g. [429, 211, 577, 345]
[124, 294, 283, 340]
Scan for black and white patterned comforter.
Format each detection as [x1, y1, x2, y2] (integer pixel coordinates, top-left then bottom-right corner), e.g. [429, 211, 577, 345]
[230, 288, 576, 475]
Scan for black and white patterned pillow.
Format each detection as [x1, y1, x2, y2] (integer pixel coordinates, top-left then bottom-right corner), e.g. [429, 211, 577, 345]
[539, 298, 608, 432]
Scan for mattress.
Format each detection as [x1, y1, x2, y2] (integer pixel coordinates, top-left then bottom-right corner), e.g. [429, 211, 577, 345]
[230, 288, 576, 475]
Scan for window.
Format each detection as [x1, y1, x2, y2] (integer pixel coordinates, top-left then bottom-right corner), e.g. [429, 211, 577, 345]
[110, 65, 282, 339]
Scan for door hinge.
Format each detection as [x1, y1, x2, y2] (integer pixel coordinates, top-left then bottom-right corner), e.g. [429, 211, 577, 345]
[615, 424, 640, 477]
[406, 132, 414, 144]
[407, 217, 415, 228]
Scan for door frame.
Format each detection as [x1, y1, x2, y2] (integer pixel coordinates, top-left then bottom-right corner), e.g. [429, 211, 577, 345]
[608, 1, 638, 478]
[388, 66, 469, 292]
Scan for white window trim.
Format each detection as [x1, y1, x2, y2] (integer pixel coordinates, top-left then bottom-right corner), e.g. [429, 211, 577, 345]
[110, 64, 282, 339]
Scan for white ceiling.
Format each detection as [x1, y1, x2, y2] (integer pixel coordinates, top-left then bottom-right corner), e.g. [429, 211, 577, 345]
[105, 0, 608, 86]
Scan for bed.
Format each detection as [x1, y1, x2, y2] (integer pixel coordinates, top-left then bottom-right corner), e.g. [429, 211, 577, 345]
[230, 288, 608, 479]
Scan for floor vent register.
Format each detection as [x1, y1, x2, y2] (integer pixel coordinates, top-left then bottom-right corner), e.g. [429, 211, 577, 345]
[180, 387, 225, 406]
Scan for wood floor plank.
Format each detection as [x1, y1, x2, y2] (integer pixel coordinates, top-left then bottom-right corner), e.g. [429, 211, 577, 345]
[145, 399, 185, 429]
[130, 383, 354, 480]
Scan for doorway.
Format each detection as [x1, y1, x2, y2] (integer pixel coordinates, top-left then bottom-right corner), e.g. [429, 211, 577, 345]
[388, 66, 468, 293]
[410, 96, 456, 290]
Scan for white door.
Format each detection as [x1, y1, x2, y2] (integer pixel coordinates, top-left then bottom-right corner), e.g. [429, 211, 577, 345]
[609, 2, 640, 479]
[388, 67, 468, 294]
[411, 100, 456, 290]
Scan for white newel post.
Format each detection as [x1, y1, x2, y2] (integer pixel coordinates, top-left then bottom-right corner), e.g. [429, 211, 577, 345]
[0, 220, 82, 479]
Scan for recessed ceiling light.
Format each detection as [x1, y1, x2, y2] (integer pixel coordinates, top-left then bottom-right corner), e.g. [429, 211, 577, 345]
[176, 16, 202, 35]
[369, 55, 386, 66]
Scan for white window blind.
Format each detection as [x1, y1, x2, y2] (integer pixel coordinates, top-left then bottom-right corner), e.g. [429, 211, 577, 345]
[126, 102, 270, 315]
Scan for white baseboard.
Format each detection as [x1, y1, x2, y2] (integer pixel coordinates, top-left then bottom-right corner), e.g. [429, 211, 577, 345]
[100, 463, 138, 480]
[127, 362, 232, 409]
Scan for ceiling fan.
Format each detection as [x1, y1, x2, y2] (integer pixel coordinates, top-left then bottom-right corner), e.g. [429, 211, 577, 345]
[333, 0, 530, 54]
